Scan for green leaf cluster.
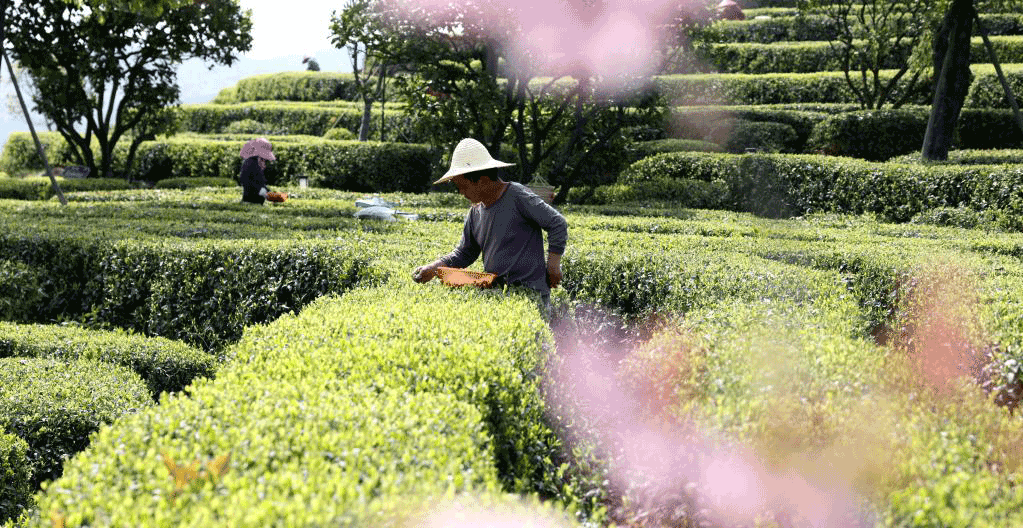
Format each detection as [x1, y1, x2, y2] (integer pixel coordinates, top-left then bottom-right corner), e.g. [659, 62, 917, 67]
[0, 432, 31, 525]
[178, 101, 413, 140]
[0, 357, 152, 489]
[212, 72, 364, 103]
[603, 151, 1023, 223]
[20, 285, 585, 527]
[0, 322, 216, 398]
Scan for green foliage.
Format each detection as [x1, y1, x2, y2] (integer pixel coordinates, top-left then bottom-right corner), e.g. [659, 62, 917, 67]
[322, 127, 358, 141]
[227, 71, 363, 102]
[891, 148, 1023, 165]
[0, 178, 51, 201]
[233, 285, 564, 496]
[695, 36, 1023, 74]
[131, 135, 439, 192]
[910, 206, 1005, 230]
[5, 0, 253, 180]
[584, 178, 729, 209]
[955, 108, 1023, 149]
[0, 260, 44, 322]
[177, 101, 413, 140]
[613, 151, 1023, 223]
[0, 132, 76, 176]
[693, 14, 841, 44]
[153, 177, 236, 190]
[0, 223, 380, 351]
[653, 70, 934, 106]
[963, 63, 1023, 109]
[221, 119, 288, 136]
[0, 432, 31, 525]
[0, 357, 152, 488]
[18, 286, 585, 527]
[0, 322, 216, 398]
[625, 138, 723, 165]
[706, 119, 800, 153]
[805, 109, 931, 161]
[58, 178, 133, 195]
[26, 382, 499, 527]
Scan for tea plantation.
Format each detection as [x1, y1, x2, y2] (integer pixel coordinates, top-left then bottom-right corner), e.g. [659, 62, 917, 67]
[3, 0, 1023, 526]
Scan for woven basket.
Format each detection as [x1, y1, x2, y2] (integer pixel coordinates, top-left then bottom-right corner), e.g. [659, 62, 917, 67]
[435, 267, 497, 288]
[528, 184, 555, 204]
[266, 191, 288, 203]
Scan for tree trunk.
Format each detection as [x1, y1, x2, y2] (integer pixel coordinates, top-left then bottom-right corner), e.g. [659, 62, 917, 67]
[921, 0, 974, 161]
[359, 100, 372, 141]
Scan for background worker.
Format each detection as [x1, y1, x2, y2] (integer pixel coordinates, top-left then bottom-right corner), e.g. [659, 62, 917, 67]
[413, 138, 569, 310]
[717, 0, 745, 20]
[239, 137, 276, 204]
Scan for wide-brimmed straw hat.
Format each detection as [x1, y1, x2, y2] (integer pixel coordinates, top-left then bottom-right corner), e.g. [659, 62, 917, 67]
[240, 137, 276, 161]
[434, 138, 515, 184]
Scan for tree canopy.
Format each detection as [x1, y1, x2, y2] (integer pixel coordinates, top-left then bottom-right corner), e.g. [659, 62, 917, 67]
[335, 0, 687, 202]
[4, 0, 252, 178]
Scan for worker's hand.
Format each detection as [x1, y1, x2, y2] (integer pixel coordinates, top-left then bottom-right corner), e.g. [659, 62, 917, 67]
[546, 253, 563, 289]
[412, 263, 440, 283]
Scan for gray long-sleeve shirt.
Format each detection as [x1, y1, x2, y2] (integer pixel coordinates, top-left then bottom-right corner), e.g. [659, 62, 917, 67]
[441, 182, 568, 296]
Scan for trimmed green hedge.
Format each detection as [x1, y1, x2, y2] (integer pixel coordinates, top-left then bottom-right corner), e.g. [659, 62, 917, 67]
[231, 284, 563, 496]
[152, 177, 236, 190]
[693, 14, 841, 44]
[0, 228, 380, 351]
[0, 322, 216, 398]
[177, 101, 414, 141]
[695, 13, 1023, 45]
[0, 176, 133, 201]
[20, 286, 583, 527]
[625, 138, 723, 164]
[0, 259, 44, 321]
[965, 63, 1023, 108]
[0, 357, 152, 488]
[0, 432, 31, 525]
[890, 148, 1023, 165]
[610, 151, 1023, 224]
[653, 70, 934, 106]
[805, 109, 931, 161]
[696, 37, 1023, 74]
[212, 71, 362, 103]
[131, 135, 440, 192]
[669, 104, 853, 152]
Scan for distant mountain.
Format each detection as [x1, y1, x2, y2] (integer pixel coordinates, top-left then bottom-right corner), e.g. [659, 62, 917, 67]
[0, 49, 353, 155]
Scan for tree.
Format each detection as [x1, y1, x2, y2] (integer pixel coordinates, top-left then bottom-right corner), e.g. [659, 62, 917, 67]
[330, 0, 398, 142]
[922, 0, 1023, 160]
[4, 0, 252, 178]
[921, 0, 975, 160]
[798, 0, 934, 109]
[366, 0, 676, 203]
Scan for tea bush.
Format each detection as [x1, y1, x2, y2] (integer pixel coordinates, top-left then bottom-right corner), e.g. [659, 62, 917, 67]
[696, 36, 1023, 75]
[178, 101, 413, 140]
[0, 322, 216, 398]
[0, 432, 30, 525]
[213, 71, 362, 103]
[0, 357, 152, 488]
[152, 177, 236, 190]
[0, 224, 380, 351]
[19, 286, 588, 527]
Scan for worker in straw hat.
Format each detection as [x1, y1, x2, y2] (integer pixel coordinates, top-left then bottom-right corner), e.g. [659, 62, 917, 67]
[413, 138, 568, 310]
[239, 137, 277, 204]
